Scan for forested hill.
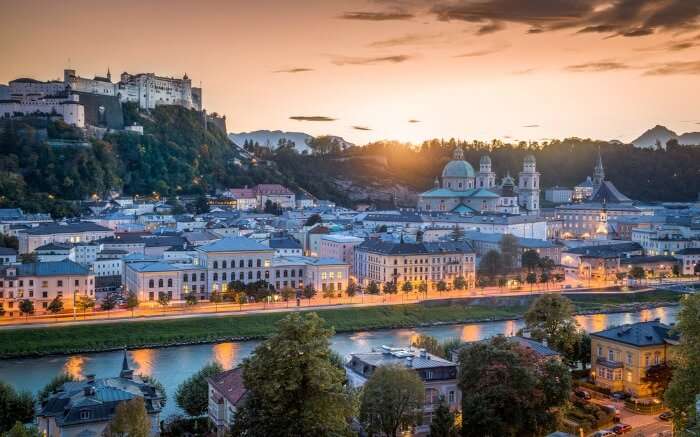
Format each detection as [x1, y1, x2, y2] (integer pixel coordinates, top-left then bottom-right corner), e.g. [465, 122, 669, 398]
[1, 106, 698, 218]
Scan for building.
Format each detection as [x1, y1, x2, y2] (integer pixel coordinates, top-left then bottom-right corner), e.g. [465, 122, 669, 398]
[117, 72, 200, 110]
[254, 184, 296, 209]
[545, 186, 573, 204]
[354, 239, 476, 289]
[345, 346, 460, 432]
[271, 256, 349, 292]
[619, 255, 678, 279]
[0, 260, 95, 317]
[124, 262, 206, 302]
[17, 222, 114, 254]
[631, 225, 698, 256]
[319, 234, 364, 274]
[207, 368, 247, 436]
[37, 351, 163, 437]
[0, 247, 17, 265]
[462, 231, 562, 265]
[590, 321, 679, 397]
[676, 248, 700, 275]
[0, 93, 85, 127]
[227, 187, 258, 211]
[417, 148, 538, 215]
[196, 237, 275, 295]
[64, 69, 117, 96]
[266, 236, 303, 256]
[561, 242, 643, 281]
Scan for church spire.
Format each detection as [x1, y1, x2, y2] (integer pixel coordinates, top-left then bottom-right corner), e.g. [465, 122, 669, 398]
[453, 146, 464, 160]
[593, 147, 605, 188]
[106, 67, 111, 82]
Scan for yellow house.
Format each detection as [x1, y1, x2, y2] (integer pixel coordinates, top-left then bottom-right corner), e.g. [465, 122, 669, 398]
[590, 320, 678, 397]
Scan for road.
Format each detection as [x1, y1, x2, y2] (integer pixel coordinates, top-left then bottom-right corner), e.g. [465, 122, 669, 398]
[588, 395, 672, 437]
[1, 279, 695, 330]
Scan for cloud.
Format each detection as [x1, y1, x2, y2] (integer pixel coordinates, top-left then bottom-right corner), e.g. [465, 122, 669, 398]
[339, 11, 414, 21]
[289, 116, 337, 122]
[566, 60, 632, 72]
[367, 33, 444, 48]
[379, 0, 700, 37]
[454, 43, 509, 58]
[523, 124, 540, 128]
[273, 68, 314, 73]
[408, 119, 421, 123]
[637, 33, 700, 52]
[331, 54, 413, 66]
[512, 68, 535, 75]
[352, 126, 372, 131]
[643, 60, 700, 76]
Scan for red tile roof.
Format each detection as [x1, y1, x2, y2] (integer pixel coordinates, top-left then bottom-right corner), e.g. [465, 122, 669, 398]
[207, 368, 247, 406]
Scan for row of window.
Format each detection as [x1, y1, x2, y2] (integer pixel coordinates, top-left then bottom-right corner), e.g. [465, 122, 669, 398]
[0, 278, 92, 288]
[211, 259, 265, 269]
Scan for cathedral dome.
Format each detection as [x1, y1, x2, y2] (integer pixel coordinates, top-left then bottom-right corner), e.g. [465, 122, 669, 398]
[442, 160, 475, 178]
[442, 147, 475, 178]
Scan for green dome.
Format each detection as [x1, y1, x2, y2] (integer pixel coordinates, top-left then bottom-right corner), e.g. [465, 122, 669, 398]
[442, 160, 475, 178]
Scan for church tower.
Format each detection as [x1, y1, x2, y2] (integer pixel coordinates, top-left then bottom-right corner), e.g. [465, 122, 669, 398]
[476, 155, 496, 188]
[593, 148, 605, 189]
[518, 155, 540, 214]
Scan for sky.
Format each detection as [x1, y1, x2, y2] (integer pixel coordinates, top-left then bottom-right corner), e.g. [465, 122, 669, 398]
[1, 0, 700, 144]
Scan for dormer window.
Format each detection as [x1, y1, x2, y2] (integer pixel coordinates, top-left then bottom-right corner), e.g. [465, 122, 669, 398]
[80, 410, 91, 420]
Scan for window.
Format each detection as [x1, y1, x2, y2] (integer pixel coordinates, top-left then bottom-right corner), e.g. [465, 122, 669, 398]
[149, 279, 154, 288]
[57, 280, 63, 287]
[248, 260, 253, 268]
[257, 259, 261, 267]
[75, 279, 79, 286]
[222, 272, 227, 281]
[627, 353, 632, 365]
[158, 279, 164, 288]
[239, 260, 244, 268]
[608, 349, 615, 361]
[213, 261, 218, 269]
[80, 410, 90, 420]
[448, 390, 455, 404]
[167, 278, 173, 287]
[213, 273, 218, 281]
[222, 260, 227, 269]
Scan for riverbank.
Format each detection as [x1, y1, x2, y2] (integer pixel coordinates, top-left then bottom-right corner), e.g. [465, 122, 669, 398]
[0, 290, 685, 358]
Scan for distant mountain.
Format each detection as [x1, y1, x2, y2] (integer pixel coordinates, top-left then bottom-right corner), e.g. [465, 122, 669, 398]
[228, 130, 354, 153]
[631, 125, 700, 149]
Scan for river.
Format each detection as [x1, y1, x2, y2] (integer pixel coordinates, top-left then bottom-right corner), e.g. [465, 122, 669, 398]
[0, 306, 677, 419]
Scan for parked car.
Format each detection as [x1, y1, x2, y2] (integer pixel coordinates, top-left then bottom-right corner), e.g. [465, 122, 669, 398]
[593, 431, 616, 437]
[612, 392, 630, 401]
[659, 411, 674, 421]
[612, 423, 632, 434]
[574, 389, 592, 400]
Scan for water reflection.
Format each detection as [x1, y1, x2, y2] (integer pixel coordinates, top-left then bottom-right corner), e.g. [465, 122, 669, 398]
[131, 349, 155, 376]
[459, 324, 482, 342]
[212, 343, 238, 370]
[63, 356, 86, 380]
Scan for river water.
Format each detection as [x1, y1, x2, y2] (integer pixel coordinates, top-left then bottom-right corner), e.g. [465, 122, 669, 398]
[0, 306, 677, 419]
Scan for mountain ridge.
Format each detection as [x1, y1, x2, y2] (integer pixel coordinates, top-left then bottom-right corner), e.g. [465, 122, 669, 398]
[631, 125, 700, 149]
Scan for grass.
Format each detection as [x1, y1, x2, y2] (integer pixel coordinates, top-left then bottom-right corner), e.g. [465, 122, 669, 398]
[0, 290, 684, 359]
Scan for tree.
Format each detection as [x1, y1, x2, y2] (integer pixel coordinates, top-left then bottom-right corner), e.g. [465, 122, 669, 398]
[125, 292, 139, 317]
[453, 276, 466, 291]
[436, 280, 447, 292]
[139, 374, 167, 408]
[526, 272, 537, 290]
[230, 313, 354, 436]
[157, 292, 171, 313]
[4, 422, 41, 437]
[401, 281, 413, 302]
[322, 286, 335, 304]
[0, 382, 34, 433]
[302, 285, 317, 304]
[304, 213, 322, 227]
[18, 253, 37, 264]
[100, 293, 118, 317]
[383, 281, 398, 296]
[38, 373, 75, 404]
[75, 295, 95, 319]
[521, 250, 540, 272]
[359, 365, 425, 437]
[642, 363, 673, 396]
[522, 294, 580, 364]
[175, 362, 224, 417]
[346, 281, 358, 302]
[236, 291, 248, 310]
[412, 334, 443, 357]
[18, 299, 34, 319]
[193, 195, 210, 214]
[629, 266, 646, 283]
[665, 293, 700, 432]
[479, 250, 503, 283]
[418, 281, 428, 297]
[430, 397, 458, 437]
[46, 296, 64, 319]
[281, 287, 295, 308]
[106, 397, 151, 437]
[366, 281, 380, 295]
[499, 234, 519, 271]
[458, 336, 571, 437]
[210, 290, 222, 311]
[185, 293, 197, 307]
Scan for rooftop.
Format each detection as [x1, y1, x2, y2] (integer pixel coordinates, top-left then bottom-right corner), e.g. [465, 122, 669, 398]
[197, 236, 272, 253]
[357, 239, 474, 255]
[207, 367, 247, 407]
[2, 260, 90, 277]
[591, 320, 679, 347]
[22, 222, 112, 235]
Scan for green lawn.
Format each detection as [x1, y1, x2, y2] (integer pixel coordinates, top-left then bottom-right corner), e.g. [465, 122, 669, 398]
[0, 290, 683, 358]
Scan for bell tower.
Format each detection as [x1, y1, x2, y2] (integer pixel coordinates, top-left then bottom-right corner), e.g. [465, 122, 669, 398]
[476, 155, 496, 188]
[518, 155, 540, 214]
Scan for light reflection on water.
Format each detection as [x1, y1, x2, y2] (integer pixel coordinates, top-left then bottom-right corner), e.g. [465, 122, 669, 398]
[0, 306, 678, 418]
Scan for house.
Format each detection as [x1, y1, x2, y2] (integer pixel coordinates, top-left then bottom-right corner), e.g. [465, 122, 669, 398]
[590, 320, 679, 397]
[271, 256, 350, 292]
[266, 236, 303, 257]
[254, 184, 296, 209]
[37, 351, 163, 437]
[345, 346, 460, 433]
[619, 255, 679, 278]
[561, 242, 643, 281]
[207, 367, 248, 435]
[0, 260, 95, 317]
[675, 248, 700, 275]
[17, 222, 114, 254]
[0, 247, 17, 265]
[319, 234, 364, 274]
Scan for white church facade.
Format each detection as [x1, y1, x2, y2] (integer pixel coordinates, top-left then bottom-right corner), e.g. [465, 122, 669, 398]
[417, 148, 541, 215]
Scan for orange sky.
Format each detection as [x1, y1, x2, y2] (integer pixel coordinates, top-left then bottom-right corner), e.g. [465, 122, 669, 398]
[2, 0, 699, 144]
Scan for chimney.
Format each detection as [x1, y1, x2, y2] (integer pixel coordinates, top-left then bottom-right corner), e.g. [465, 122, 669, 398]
[83, 386, 95, 396]
[420, 349, 427, 358]
[406, 357, 413, 368]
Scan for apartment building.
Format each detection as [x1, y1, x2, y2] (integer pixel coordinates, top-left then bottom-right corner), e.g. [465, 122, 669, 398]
[17, 222, 114, 254]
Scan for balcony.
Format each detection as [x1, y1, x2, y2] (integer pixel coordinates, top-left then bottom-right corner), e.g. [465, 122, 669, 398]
[596, 357, 623, 369]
